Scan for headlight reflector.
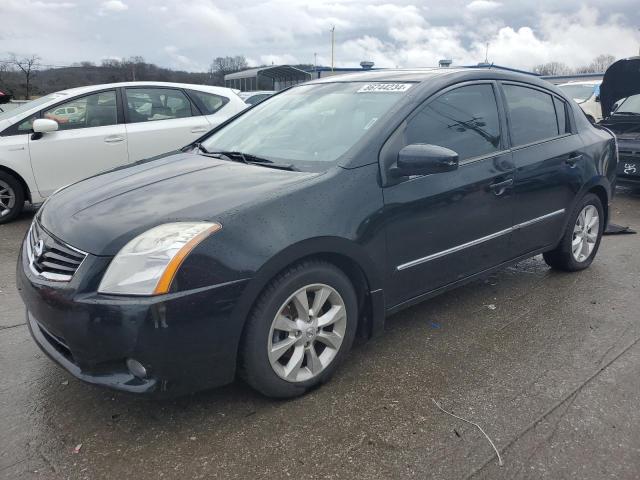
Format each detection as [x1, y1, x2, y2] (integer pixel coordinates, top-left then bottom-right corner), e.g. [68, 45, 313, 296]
[98, 222, 221, 295]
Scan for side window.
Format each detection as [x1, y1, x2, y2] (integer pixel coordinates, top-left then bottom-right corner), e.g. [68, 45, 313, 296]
[43, 91, 118, 130]
[403, 84, 501, 161]
[246, 94, 271, 105]
[18, 116, 38, 132]
[553, 97, 569, 134]
[125, 88, 194, 123]
[503, 84, 559, 146]
[188, 90, 229, 115]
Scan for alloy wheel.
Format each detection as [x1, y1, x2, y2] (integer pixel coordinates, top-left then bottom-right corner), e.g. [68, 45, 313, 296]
[572, 205, 599, 262]
[267, 283, 347, 383]
[0, 180, 16, 218]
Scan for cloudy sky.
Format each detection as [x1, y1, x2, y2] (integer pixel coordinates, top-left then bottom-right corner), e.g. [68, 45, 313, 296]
[1, 0, 639, 72]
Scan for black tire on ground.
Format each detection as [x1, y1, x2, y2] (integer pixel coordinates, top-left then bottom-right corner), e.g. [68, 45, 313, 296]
[0, 171, 25, 224]
[543, 193, 604, 272]
[239, 260, 358, 398]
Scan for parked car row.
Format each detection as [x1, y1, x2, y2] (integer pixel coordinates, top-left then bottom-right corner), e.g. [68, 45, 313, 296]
[17, 67, 617, 398]
[0, 82, 247, 222]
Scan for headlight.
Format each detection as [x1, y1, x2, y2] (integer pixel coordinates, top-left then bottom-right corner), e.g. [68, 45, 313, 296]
[98, 222, 221, 296]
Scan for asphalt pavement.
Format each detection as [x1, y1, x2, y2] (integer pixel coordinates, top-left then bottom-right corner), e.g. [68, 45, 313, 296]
[1, 189, 639, 479]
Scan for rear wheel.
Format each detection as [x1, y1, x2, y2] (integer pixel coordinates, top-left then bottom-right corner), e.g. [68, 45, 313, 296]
[543, 193, 604, 271]
[0, 171, 25, 224]
[240, 261, 358, 398]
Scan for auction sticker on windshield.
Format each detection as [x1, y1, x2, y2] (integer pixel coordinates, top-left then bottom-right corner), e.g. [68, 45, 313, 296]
[357, 83, 413, 93]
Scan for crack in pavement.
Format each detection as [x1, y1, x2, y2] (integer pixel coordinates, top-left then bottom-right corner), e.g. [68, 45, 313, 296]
[0, 322, 26, 331]
[464, 333, 640, 479]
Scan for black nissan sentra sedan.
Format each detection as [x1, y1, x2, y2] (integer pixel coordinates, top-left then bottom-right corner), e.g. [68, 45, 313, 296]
[17, 68, 617, 398]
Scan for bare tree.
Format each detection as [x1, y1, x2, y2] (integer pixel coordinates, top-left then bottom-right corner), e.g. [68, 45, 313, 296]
[532, 61, 572, 76]
[10, 54, 40, 99]
[575, 54, 616, 74]
[210, 56, 248, 75]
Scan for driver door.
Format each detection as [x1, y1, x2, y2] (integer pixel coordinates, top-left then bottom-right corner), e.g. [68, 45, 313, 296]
[381, 82, 516, 307]
[28, 89, 129, 197]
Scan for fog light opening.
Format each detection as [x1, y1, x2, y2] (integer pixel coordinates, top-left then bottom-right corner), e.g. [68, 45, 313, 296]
[126, 358, 147, 378]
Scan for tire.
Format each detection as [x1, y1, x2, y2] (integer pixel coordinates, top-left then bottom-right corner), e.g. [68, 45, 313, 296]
[543, 193, 604, 272]
[0, 171, 25, 224]
[239, 260, 358, 398]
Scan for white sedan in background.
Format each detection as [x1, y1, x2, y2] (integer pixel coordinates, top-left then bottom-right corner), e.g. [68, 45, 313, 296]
[0, 82, 246, 223]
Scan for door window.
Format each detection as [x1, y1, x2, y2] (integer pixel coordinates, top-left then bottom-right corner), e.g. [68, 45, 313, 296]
[188, 90, 229, 114]
[404, 84, 501, 161]
[503, 84, 559, 146]
[43, 91, 117, 130]
[125, 88, 194, 123]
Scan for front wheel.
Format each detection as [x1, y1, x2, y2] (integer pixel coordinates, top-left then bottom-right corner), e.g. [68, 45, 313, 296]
[240, 261, 358, 398]
[0, 171, 25, 224]
[543, 193, 604, 271]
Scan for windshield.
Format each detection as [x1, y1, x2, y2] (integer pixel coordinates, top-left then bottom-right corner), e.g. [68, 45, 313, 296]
[558, 84, 597, 102]
[613, 94, 640, 115]
[0, 94, 61, 122]
[202, 82, 412, 166]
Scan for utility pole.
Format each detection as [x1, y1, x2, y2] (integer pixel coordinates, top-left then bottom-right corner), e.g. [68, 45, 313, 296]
[314, 52, 317, 72]
[330, 26, 335, 72]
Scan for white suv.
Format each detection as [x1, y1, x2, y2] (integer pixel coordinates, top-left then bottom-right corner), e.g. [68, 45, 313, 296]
[0, 82, 247, 223]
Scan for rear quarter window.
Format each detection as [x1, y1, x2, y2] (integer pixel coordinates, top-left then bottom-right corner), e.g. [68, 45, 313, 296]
[188, 90, 230, 115]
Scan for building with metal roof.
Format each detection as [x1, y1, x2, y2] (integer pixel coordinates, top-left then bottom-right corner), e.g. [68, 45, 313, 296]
[224, 65, 311, 91]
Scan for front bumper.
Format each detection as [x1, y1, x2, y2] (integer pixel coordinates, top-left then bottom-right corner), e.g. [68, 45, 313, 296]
[18, 243, 250, 397]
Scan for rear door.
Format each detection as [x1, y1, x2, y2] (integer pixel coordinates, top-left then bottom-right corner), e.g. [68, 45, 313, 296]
[381, 82, 516, 307]
[123, 87, 211, 161]
[28, 89, 128, 197]
[500, 82, 585, 255]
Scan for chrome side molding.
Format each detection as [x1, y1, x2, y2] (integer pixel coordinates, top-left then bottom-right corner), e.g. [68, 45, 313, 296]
[396, 209, 565, 271]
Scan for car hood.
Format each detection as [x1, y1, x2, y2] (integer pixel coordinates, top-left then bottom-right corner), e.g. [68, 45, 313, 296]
[39, 152, 319, 256]
[600, 56, 640, 118]
[598, 117, 640, 139]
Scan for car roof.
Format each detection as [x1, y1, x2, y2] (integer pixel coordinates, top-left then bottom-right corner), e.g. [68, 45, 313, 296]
[53, 81, 238, 97]
[307, 67, 555, 89]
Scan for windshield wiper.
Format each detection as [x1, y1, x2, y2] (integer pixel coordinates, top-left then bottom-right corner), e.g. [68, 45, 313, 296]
[203, 150, 297, 171]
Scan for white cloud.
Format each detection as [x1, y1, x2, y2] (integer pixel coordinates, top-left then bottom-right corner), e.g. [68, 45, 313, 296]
[259, 53, 300, 66]
[99, 0, 128, 15]
[163, 45, 205, 71]
[466, 0, 502, 12]
[1, 0, 639, 73]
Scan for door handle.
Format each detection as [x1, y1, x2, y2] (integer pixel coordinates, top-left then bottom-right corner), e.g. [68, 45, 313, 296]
[104, 135, 125, 143]
[566, 153, 583, 166]
[191, 127, 208, 134]
[489, 178, 513, 196]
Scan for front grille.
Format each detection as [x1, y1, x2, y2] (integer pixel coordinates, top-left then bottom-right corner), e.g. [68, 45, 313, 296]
[26, 221, 87, 282]
[619, 152, 640, 162]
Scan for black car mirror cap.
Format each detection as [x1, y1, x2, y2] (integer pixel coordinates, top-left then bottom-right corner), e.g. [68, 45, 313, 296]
[392, 144, 459, 177]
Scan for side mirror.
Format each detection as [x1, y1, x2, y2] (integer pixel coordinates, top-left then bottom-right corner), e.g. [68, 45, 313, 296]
[595, 95, 600, 103]
[32, 118, 59, 134]
[392, 144, 459, 177]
